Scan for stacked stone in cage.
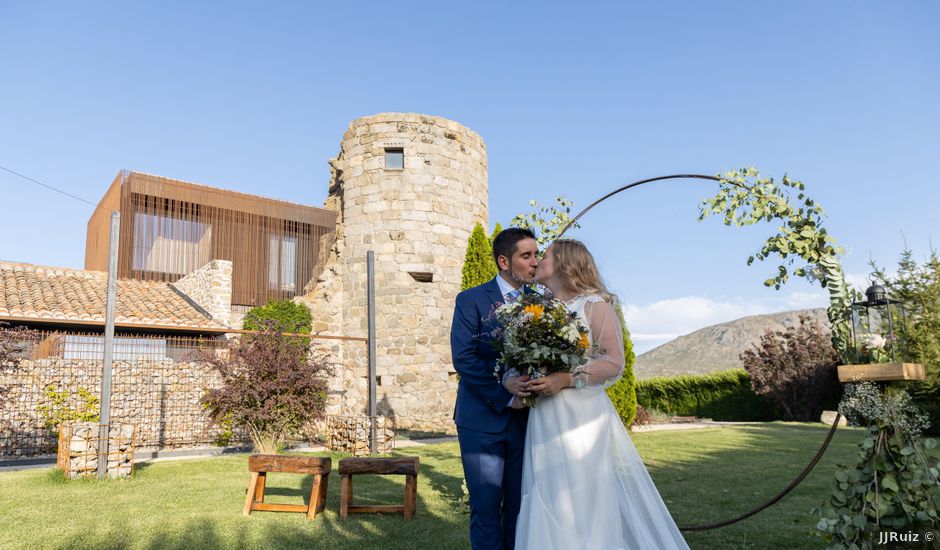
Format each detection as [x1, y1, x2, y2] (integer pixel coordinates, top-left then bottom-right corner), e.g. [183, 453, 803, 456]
[57, 422, 135, 479]
[326, 415, 394, 456]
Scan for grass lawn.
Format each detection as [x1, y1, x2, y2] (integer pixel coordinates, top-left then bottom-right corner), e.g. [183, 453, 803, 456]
[1, 423, 936, 549]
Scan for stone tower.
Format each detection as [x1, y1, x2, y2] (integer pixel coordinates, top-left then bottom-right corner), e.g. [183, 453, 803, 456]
[304, 113, 488, 431]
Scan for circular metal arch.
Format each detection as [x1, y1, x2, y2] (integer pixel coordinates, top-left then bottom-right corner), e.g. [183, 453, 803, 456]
[557, 174, 722, 239]
[554, 172, 842, 532]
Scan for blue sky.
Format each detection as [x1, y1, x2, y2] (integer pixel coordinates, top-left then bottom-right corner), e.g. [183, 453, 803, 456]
[1, 2, 938, 353]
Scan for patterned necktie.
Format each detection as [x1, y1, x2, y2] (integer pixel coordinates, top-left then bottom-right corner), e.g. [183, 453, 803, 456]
[506, 288, 522, 302]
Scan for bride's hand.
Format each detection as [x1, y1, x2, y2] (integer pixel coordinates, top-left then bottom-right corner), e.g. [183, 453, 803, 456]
[527, 372, 572, 396]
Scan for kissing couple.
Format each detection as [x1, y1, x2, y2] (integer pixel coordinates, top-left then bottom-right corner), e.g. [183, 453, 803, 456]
[451, 227, 689, 550]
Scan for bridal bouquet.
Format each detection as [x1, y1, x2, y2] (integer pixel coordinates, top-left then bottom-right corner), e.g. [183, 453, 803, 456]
[494, 290, 590, 407]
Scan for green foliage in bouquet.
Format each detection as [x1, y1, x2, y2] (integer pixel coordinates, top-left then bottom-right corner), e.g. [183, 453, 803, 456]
[816, 383, 940, 548]
[495, 292, 589, 407]
[461, 222, 497, 290]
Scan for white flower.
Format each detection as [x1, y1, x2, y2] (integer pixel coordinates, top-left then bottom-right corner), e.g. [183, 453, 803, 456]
[860, 333, 886, 350]
[561, 325, 580, 343]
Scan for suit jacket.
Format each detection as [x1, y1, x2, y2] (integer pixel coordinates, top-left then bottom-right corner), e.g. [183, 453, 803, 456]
[451, 277, 527, 433]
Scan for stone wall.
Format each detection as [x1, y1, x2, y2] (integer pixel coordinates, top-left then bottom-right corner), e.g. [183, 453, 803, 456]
[170, 259, 234, 327]
[304, 113, 488, 432]
[0, 358, 230, 457]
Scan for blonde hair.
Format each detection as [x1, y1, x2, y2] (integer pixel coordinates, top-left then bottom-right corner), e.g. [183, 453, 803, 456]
[549, 239, 617, 304]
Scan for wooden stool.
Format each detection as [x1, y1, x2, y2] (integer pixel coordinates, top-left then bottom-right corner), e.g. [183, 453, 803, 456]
[339, 456, 419, 520]
[243, 454, 331, 520]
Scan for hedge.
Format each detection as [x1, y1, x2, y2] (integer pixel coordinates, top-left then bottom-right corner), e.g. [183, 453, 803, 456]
[633, 369, 781, 422]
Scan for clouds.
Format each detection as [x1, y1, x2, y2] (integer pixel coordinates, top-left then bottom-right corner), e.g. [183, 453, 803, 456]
[624, 291, 830, 354]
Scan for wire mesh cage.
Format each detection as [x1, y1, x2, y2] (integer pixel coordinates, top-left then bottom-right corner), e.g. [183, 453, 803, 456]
[56, 422, 136, 479]
[326, 415, 395, 456]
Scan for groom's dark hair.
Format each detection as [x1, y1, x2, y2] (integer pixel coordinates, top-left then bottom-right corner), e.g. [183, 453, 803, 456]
[492, 227, 537, 266]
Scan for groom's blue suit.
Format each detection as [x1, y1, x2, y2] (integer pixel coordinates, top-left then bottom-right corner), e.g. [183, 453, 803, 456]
[451, 277, 529, 550]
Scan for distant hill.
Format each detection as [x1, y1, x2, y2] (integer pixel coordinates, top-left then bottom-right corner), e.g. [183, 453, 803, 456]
[633, 308, 829, 380]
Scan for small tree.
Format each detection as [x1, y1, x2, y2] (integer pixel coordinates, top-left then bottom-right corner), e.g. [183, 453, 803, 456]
[740, 313, 841, 421]
[490, 222, 502, 244]
[199, 327, 333, 453]
[461, 222, 497, 290]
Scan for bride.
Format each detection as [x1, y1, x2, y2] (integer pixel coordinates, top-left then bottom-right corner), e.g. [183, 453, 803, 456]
[505, 239, 689, 550]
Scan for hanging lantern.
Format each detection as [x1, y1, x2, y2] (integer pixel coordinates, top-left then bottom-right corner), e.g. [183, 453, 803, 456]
[838, 275, 926, 382]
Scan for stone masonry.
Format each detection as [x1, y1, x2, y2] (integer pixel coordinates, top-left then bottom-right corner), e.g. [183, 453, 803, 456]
[170, 259, 233, 327]
[0, 358, 228, 457]
[303, 113, 488, 432]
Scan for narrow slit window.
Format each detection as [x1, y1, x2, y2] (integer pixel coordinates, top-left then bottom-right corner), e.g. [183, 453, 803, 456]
[409, 271, 433, 283]
[385, 148, 404, 170]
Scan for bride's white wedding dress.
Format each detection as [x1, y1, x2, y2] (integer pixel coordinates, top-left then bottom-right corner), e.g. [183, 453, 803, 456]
[512, 295, 689, 550]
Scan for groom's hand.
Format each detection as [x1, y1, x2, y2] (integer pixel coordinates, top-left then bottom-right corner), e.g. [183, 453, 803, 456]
[528, 372, 572, 396]
[505, 374, 532, 397]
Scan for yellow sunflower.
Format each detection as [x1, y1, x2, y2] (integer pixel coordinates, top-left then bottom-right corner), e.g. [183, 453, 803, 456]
[578, 332, 590, 350]
[523, 304, 544, 320]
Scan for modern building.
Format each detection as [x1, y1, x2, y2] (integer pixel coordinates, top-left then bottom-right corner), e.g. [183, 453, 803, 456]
[84, 170, 337, 313]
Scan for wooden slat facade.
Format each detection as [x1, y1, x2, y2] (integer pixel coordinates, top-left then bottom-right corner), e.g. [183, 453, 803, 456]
[86, 170, 337, 307]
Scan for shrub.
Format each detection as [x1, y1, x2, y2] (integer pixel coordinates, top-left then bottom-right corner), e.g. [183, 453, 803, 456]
[461, 222, 497, 290]
[740, 313, 841, 421]
[636, 369, 780, 421]
[242, 300, 312, 333]
[198, 327, 333, 453]
[606, 304, 638, 427]
[631, 404, 652, 427]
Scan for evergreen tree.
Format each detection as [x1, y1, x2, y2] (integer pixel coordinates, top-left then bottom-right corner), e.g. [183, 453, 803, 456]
[874, 249, 940, 433]
[461, 222, 497, 290]
[606, 303, 638, 427]
[491, 223, 503, 244]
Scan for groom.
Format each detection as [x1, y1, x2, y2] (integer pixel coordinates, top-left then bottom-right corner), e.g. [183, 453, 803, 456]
[451, 227, 539, 550]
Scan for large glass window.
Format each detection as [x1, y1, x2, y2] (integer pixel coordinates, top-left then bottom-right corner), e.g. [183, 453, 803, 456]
[269, 234, 297, 291]
[63, 335, 168, 361]
[132, 212, 212, 275]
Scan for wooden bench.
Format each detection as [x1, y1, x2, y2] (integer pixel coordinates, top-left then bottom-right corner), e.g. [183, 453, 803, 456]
[243, 454, 331, 520]
[339, 456, 419, 520]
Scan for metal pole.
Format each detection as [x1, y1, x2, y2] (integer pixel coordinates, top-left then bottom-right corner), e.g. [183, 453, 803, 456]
[98, 212, 120, 479]
[367, 251, 377, 454]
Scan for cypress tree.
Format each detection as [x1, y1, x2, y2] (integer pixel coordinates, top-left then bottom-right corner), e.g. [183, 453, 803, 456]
[491, 223, 503, 244]
[461, 222, 497, 290]
[606, 304, 638, 427]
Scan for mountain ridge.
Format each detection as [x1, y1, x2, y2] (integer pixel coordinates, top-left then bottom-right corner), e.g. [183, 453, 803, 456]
[633, 308, 829, 380]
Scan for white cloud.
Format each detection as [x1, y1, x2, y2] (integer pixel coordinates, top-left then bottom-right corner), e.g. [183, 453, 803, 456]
[844, 272, 872, 293]
[625, 291, 828, 355]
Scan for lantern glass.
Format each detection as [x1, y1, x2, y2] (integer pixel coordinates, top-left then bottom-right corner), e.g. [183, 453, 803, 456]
[848, 278, 906, 364]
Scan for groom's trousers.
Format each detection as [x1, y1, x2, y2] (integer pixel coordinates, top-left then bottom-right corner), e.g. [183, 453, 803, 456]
[457, 410, 527, 550]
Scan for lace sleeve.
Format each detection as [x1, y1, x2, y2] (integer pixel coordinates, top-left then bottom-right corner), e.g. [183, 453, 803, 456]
[573, 299, 624, 389]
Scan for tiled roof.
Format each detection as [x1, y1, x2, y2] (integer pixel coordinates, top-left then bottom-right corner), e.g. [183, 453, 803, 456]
[0, 261, 226, 330]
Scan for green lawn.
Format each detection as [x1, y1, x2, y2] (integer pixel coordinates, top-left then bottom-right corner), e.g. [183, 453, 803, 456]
[0, 423, 935, 549]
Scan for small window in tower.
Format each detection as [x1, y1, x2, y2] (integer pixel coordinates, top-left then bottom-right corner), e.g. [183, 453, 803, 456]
[385, 148, 404, 170]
